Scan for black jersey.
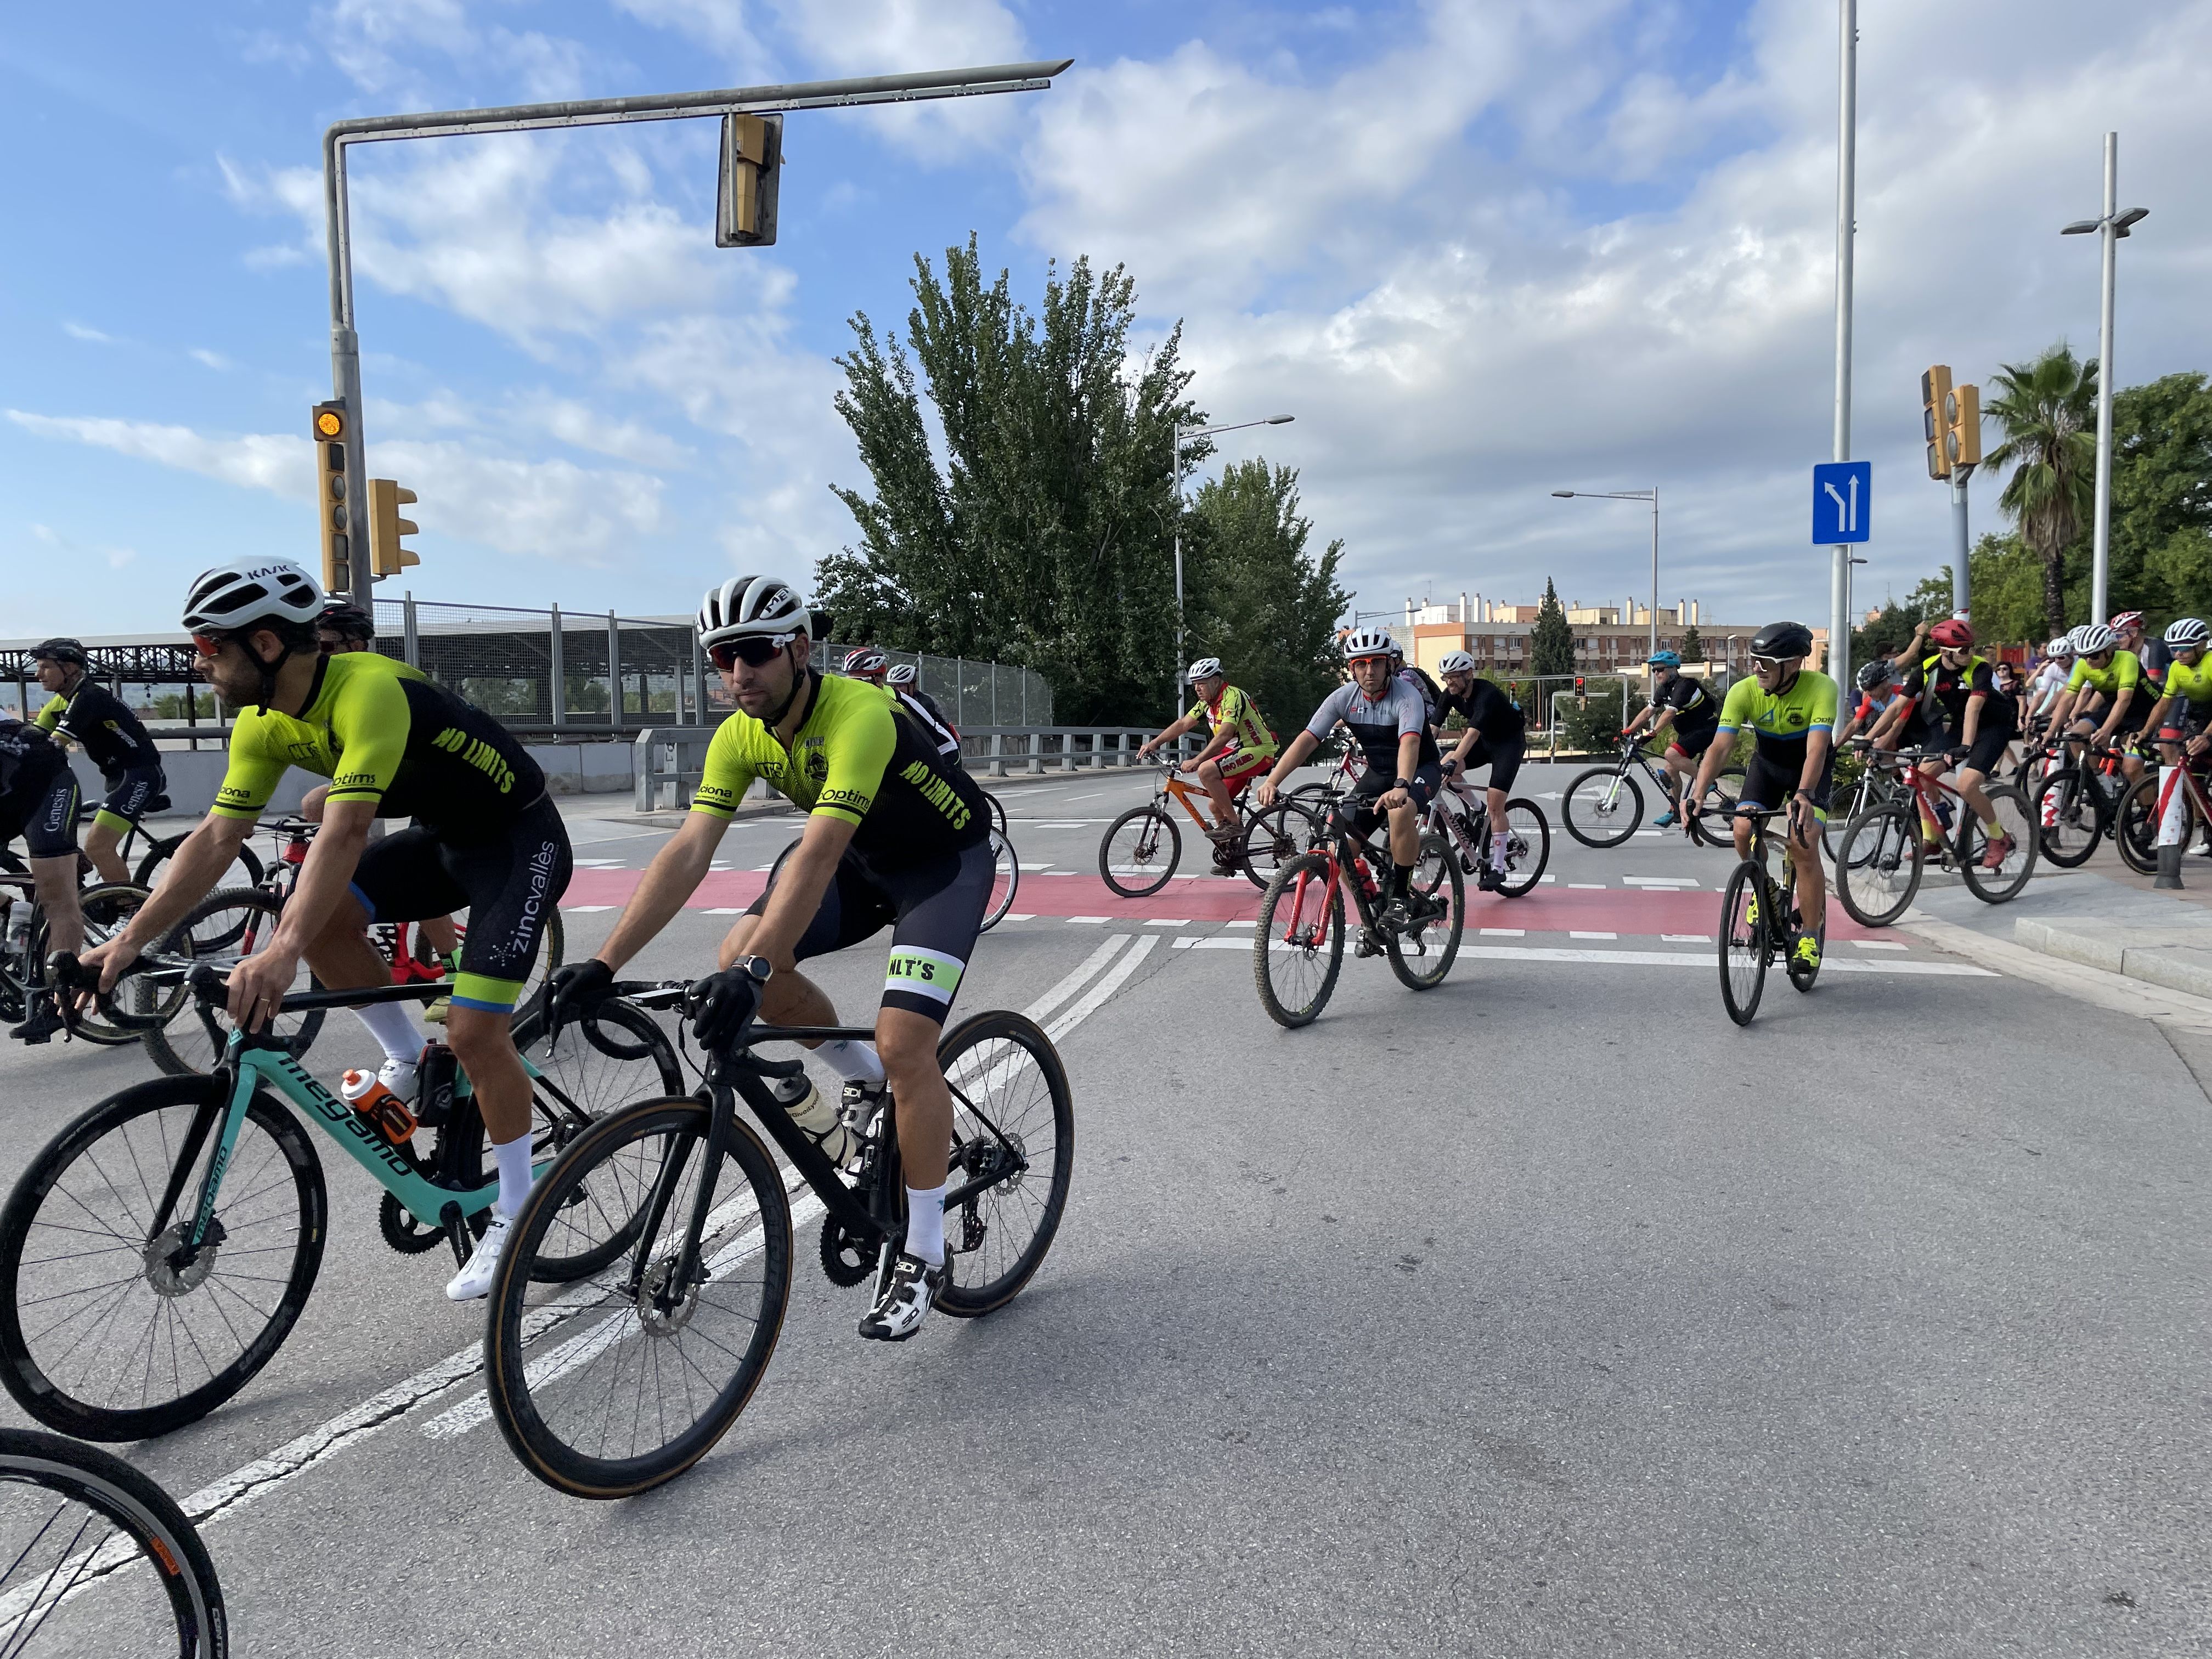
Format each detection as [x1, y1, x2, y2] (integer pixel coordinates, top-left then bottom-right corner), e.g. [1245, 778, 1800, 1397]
[0, 719, 68, 795]
[1651, 673, 1718, 734]
[36, 678, 156, 780]
[1902, 653, 2015, 733]
[1436, 678, 1525, 740]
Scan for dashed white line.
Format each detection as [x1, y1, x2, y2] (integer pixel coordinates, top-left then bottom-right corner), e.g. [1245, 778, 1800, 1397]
[1568, 883, 1606, 890]
[1623, 876, 1699, 887]
[1852, 940, 1907, 951]
[1066, 916, 1110, 925]
[1661, 934, 1711, 944]
[563, 905, 614, 913]
[1144, 918, 1189, 927]
[1570, 930, 1618, 940]
[1480, 927, 1525, 937]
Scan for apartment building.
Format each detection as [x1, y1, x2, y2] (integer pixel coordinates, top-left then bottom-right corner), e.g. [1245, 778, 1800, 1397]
[1386, 594, 1829, 680]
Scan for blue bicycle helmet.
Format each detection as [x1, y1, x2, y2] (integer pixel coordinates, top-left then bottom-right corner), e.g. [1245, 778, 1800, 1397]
[1645, 650, 1681, 668]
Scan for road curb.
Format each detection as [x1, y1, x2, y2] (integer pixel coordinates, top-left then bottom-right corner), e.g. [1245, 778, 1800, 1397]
[1897, 909, 2212, 1033]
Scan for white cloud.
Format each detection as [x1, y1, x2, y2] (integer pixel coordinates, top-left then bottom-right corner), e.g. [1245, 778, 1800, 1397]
[8, 411, 311, 497]
[62, 323, 115, 344]
[189, 349, 234, 371]
[525, 397, 696, 469]
[31, 524, 137, 571]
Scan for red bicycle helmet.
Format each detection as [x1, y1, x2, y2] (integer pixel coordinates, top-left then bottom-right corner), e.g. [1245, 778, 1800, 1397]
[1929, 618, 1974, 649]
[2109, 610, 2146, 634]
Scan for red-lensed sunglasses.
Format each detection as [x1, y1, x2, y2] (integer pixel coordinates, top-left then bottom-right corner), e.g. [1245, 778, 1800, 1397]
[708, 635, 795, 671]
[190, 633, 230, 658]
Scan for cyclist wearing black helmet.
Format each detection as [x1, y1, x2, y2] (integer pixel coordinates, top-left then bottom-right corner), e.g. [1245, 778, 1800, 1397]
[317, 601, 377, 653]
[1685, 621, 1837, 972]
[30, 637, 165, 888]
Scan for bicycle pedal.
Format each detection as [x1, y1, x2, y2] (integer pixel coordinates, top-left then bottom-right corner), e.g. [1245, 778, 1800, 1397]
[1353, 930, 1382, 958]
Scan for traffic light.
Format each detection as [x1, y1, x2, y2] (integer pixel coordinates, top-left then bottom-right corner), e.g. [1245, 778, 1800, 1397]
[1943, 382, 1982, 472]
[312, 401, 351, 591]
[367, 478, 420, 579]
[1574, 675, 1586, 703]
[1920, 365, 1953, 480]
[715, 112, 782, 247]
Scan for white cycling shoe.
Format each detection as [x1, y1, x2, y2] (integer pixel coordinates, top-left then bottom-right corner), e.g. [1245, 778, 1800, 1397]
[445, 1212, 513, 1302]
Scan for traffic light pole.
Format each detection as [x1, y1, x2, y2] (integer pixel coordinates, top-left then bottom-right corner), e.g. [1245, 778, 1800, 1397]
[316, 59, 1074, 606]
[1950, 463, 1973, 621]
[1827, 0, 1857, 696]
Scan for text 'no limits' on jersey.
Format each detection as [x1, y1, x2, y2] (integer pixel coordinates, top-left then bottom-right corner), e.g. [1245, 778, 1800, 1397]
[690, 672, 986, 866]
[211, 651, 544, 833]
[1306, 679, 1440, 772]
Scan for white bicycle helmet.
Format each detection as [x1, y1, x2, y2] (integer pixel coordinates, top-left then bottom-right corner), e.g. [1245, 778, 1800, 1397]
[2073, 622, 2118, 656]
[2165, 617, 2210, 649]
[181, 558, 325, 634]
[1341, 627, 1395, 661]
[1437, 650, 1476, 675]
[886, 663, 917, 686]
[2044, 635, 2075, 659]
[697, 575, 810, 650]
[1186, 657, 1223, 684]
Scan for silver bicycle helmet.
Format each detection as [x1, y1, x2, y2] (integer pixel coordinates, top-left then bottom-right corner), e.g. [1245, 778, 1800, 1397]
[1186, 657, 1223, 684]
[1341, 627, 1396, 660]
[886, 663, 917, 686]
[2166, 617, 2210, 649]
[697, 575, 810, 650]
[2044, 634, 2075, 659]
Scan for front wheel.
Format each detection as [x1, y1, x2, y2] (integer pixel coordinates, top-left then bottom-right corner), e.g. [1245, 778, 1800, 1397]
[1492, 799, 1551, 895]
[0, 1076, 326, 1441]
[139, 889, 325, 1076]
[1957, 784, 2040, 904]
[1253, 854, 1345, 1028]
[1562, 766, 1642, 848]
[1718, 862, 1769, 1026]
[1833, 802, 1921, 928]
[934, 1011, 1074, 1316]
[1386, 833, 1464, 990]
[486, 1097, 793, 1499]
[2029, 768, 2103, 868]
[2114, 772, 2171, 876]
[1099, 806, 1180, 897]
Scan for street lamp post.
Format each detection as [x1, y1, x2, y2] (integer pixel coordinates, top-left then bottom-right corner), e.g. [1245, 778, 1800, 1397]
[2062, 132, 2149, 625]
[1551, 487, 1662, 668]
[1170, 414, 1295, 716]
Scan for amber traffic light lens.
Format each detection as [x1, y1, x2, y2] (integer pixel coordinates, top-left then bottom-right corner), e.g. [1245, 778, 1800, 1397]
[315, 410, 343, 438]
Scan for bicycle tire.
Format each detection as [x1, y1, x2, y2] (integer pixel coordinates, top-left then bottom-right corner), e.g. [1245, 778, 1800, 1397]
[0, 1075, 326, 1441]
[934, 1009, 1074, 1316]
[1238, 803, 1316, 889]
[1833, 800, 1921, 929]
[32, 884, 155, 1047]
[1717, 861, 1768, 1025]
[139, 890, 326, 1077]
[1957, 783, 2040, 905]
[1494, 798, 1551, 895]
[409, 907, 565, 1022]
[1387, 833, 1463, 990]
[1099, 806, 1180, 897]
[1562, 767, 1643, 849]
[980, 829, 1018, 930]
[485, 1096, 792, 1499]
[2114, 773, 2169, 877]
[0, 1425, 229, 1655]
[984, 791, 1007, 842]
[1253, 854, 1344, 1028]
[134, 834, 264, 895]
[1821, 770, 1883, 865]
[2029, 767, 2104, 868]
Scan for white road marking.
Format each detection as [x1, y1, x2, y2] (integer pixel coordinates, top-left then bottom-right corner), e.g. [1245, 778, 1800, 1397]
[1451, 945, 1994, 975]
[1570, 930, 1618, 940]
[1623, 876, 1699, 887]
[1025, 936, 1132, 1023]
[703, 906, 747, 914]
[1003, 913, 1036, 921]
[1064, 792, 1108, 802]
[1481, 927, 1525, 937]
[1066, 916, 1110, 925]
[1018, 863, 1055, 871]
[1569, 883, 1607, 890]
[1145, 918, 1189, 927]
[1661, 934, 1711, 944]
[1044, 934, 1158, 1040]
[1852, 940, 1907, 951]
[563, 905, 614, 913]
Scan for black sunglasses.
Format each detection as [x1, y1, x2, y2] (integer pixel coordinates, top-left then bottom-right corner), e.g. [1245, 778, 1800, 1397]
[709, 635, 794, 670]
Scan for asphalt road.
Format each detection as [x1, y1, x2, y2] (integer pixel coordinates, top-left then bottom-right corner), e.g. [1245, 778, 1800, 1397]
[1, 760, 2205, 1656]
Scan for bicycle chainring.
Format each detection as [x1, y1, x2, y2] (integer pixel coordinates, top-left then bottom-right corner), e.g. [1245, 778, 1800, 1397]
[817, 1216, 875, 1288]
[379, 1191, 447, 1255]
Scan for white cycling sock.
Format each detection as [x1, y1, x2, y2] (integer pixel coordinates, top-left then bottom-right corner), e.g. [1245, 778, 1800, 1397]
[1489, 835, 1510, 869]
[904, 1183, 947, 1267]
[353, 1001, 424, 1068]
[816, 1039, 885, 1086]
[492, 1133, 535, 1220]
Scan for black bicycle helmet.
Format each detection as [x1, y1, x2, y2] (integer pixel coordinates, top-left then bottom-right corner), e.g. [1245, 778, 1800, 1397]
[317, 600, 376, 644]
[1750, 620, 1815, 660]
[1857, 658, 1894, 691]
[29, 637, 88, 667]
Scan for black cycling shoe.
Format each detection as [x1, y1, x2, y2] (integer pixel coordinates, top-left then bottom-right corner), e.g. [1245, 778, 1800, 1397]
[8, 995, 64, 1045]
[859, 1251, 944, 1342]
[1476, 865, 1505, 892]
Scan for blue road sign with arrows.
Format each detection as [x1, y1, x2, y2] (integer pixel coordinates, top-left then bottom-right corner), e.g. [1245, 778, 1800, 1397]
[1812, 461, 1871, 545]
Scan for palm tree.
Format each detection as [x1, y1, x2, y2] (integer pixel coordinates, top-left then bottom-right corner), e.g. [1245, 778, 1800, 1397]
[1983, 344, 2098, 636]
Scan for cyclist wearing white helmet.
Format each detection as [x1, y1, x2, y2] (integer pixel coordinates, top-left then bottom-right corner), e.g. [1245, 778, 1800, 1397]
[883, 663, 960, 759]
[546, 575, 992, 1343]
[2045, 620, 2151, 783]
[2139, 618, 2212, 773]
[1255, 628, 1443, 932]
[1619, 649, 1718, 828]
[1137, 658, 1280, 856]
[82, 557, 569, 1302]
[1432, 650, 1530, 889]
[2025, 635, 2075, 730]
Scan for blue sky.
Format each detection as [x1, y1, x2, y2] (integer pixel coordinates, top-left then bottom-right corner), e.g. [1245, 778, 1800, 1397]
[6, 0, 2211, 641]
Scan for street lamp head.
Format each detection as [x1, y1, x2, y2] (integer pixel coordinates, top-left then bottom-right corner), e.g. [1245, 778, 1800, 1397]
[1550, 490, 1576, 498]
[1266, 415, 1294, 425]
[2113, 206, 2149, 235]
[2060, 219, 2102, 235]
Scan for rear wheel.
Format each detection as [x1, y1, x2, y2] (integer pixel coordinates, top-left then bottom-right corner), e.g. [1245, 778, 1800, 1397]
[1958, 784, 2039, 904]
[1238, 803, 1316, 889]
[2029, 767, 2103, 867]
[980, 829, 1019, 930]
[1387, 833, 1463, 990]
[409, 907, 564, 1021]
[1718, 862, 1768, 1026]
[1253, 854, 1344, 1028]
[2114, 773, 2169, 876]
[135, 832, 264, 895]
[1562, 767, 1642, 848]
[1099, 807, 1180, 897]
[934, 1011, 1075, 1316]
[140, 890, 324, 1076]
[1493, 799, 1551, 896]
[1833, 802, 1921, 928]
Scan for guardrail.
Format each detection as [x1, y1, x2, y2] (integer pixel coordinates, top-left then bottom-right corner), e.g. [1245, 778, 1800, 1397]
[632, 724, 1177, 812]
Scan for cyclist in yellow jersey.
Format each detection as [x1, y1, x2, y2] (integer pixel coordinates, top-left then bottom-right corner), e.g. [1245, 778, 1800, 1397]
[2044, 623, 2149, 782]
[547, 577, 991, 1344]
[1684, 622, 1836, 970]
[1137, 659, 1278, 847]
[82, 559, 570, 1304]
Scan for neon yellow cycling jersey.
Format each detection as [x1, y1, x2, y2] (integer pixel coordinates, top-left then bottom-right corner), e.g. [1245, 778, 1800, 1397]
[691, 672, 985, 865]
[1187, 684, 1276, 757]
[2066, 650, 2143, 698]
[211, 651, 541, 827]
[2158, 654, 2212, 709]
[1716, 669, 1838, 757]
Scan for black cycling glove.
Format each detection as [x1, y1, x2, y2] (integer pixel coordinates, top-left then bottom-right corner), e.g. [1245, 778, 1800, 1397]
[546, 958, 615, 1027]
[686, 966, 762, 1051]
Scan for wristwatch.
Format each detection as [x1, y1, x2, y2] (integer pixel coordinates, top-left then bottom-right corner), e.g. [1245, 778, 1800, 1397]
[1395, 777, 1415, 791]
[733, 954, 772, 984]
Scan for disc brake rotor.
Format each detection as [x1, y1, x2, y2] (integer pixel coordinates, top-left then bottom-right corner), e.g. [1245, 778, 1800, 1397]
[634, 1255, 699, 1336]
[143, 1223, 218, 1296]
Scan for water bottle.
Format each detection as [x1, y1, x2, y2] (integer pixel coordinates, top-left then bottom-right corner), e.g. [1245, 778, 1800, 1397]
[1934, 797, 1954, 831]
[3, 904, 28, 967]
[341, 1069, 418, 1144]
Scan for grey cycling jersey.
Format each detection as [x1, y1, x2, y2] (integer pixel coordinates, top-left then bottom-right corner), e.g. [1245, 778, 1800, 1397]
[1307, 679, 1439, 771]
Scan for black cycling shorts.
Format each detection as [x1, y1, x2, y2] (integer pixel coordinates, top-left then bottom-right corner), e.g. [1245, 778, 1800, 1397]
[1455, 731, 1525, 794]
[1333, 763, 1442, 845]
[1, 768, 80, 860]
[1740, 748, 1835, 822]
[1667, 721, 1720, 759]
[349, 796, 572, 1014]
[93, 764, 165, 834]
[747, 839, 994, 1024]
[1955, 722, 2016, 776]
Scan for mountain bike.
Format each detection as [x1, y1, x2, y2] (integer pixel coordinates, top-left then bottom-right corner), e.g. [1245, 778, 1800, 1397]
[483, 981, 1074, 1498]
[1252, 812, 1465, 1028]
[1562, 735, 1745, 849]
[1832, 749, 2039, 928]
[0, 1426, 227, 1655]
[1716, 803, 1826, 1026]
[0, 961, 678, 1441]
[1425, 774, 1549, 896]
[1101, 760, 1281, 895]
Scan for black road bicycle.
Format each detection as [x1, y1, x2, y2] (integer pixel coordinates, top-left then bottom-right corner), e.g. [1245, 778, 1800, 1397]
[484, 981, 1075, 1498]
[1716, 804, 1825, 1027]
[1562, 735, 1745, 849]
[0, 1427, 227, 1655]
[0, 854, 151, 1047]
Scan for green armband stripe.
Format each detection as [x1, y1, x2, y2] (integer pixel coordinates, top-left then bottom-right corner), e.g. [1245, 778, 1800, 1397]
[451, 972, 527, 1014]
[884, 946, 964, 1006]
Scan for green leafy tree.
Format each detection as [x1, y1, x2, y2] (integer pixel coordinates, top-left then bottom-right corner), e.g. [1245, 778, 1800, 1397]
[819, 237, 1201, 724]
[1679, 624, 1704, 663]
[1531, 579, 1575, 679]
[2112, 371, 2212, 621]
[1182, 460, 1351, 735]
[1984, 343, 2098, 636]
